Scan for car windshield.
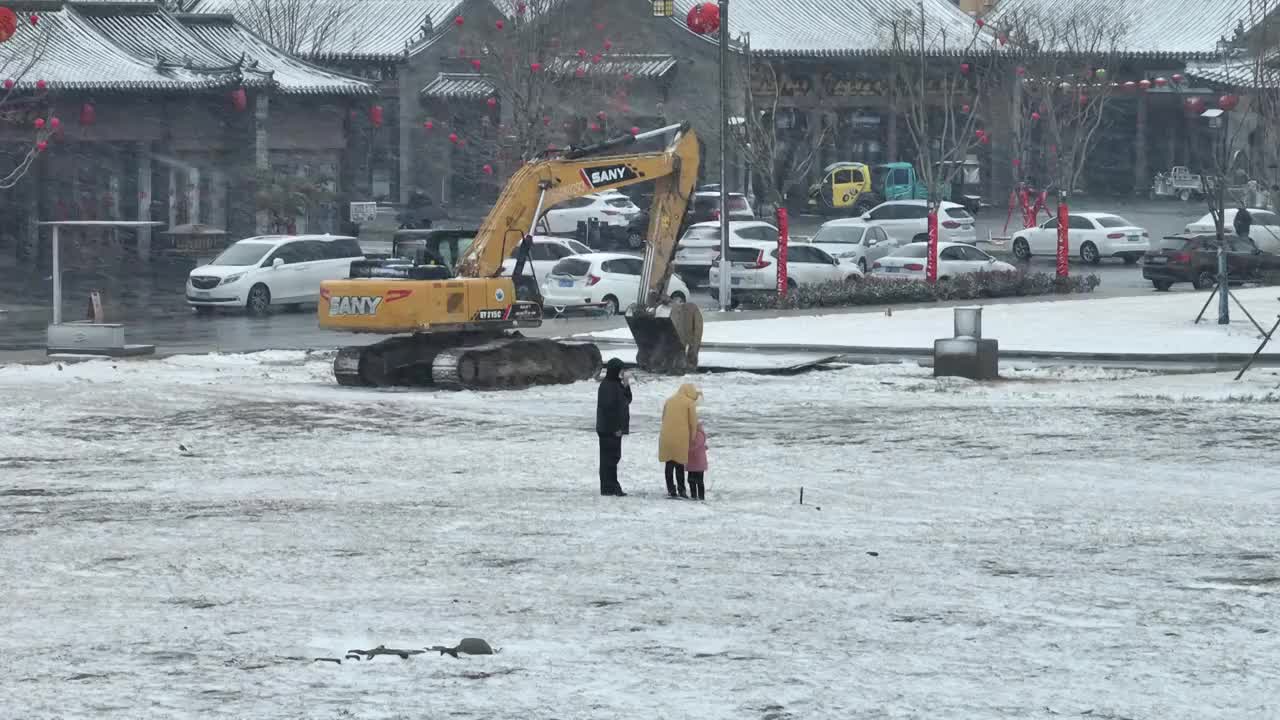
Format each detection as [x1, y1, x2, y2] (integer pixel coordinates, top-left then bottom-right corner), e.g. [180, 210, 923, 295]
[1095, 216, 1130, 228]
[550, 258, 591, 277]
[682, 226, 720, 242]
[812, 225, 866, 244]
[891, 244, 930, 259]
[210, 242, 272, 266]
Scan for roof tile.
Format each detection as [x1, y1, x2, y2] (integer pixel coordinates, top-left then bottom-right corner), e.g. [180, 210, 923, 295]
[421, 72, 494, 99]
[547, 53, 677, 78]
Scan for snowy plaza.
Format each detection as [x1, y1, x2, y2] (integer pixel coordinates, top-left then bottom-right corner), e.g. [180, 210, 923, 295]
[2, 348, 1279, 718]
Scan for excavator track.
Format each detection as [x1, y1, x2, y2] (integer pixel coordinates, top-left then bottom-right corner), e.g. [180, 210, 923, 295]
[333, 333, 601, 390]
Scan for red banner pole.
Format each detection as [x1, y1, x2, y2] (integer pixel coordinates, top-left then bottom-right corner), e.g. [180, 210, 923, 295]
[927, 207, 939, 283]
[776, 206, 789, 297]
[1056, 200, 1070, 278]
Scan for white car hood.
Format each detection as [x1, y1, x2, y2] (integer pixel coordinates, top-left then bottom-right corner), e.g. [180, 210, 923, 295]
[190, 264, 257, 278]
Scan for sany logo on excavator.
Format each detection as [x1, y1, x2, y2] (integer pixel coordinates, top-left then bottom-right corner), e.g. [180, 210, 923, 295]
[321, 288, 412, 316]
[581, 163, 640, 189]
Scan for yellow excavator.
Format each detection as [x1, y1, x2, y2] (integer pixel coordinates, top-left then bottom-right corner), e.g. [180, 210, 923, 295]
[317, 122, 704, 389]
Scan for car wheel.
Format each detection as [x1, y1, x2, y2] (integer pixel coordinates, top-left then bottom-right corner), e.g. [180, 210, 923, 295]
[1193, 270, 1217, 291]
[1012, 238, 1032, 262]
[1122, 255, 1139, 265]
[626, 229, 644, 250]
[601, 295, 620, 315]
[246, 284, 271, 315]
[1080, 242, 1101, 265]
[845, 274, 862, 284]
[1152, 280, 1174, 292]
[669, 291, 686, 304]
[1179, 189, 1192, 202]
[858, 257, 868, 273]
[786, 278, 798, 292]
[193, 305, 216, 317]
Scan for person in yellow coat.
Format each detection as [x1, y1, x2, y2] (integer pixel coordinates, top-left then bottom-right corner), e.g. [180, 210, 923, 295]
[658, 383, 701, 498]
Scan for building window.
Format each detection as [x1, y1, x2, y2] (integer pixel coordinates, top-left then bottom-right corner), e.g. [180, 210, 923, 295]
[651, 0, 674, 17]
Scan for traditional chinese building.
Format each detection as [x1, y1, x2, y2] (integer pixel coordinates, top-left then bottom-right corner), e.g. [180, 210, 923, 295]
[0, 0, 375, 271]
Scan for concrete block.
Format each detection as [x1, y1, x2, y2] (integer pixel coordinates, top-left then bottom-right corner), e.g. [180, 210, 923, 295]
[47, 322, 155, 357]
[934, 337, 999, 380]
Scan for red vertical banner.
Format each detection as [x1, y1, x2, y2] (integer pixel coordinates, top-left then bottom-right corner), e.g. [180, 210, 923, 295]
[926, 208, 939, 283]
[776, 206, 789, 296]
[1056, 201, 1069, 278]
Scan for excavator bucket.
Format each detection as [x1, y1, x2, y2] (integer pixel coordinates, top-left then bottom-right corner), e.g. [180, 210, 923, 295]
[627, 302, 703, 374]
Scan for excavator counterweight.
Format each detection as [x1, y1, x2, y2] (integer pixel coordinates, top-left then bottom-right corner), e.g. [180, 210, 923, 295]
[318, 123, 703, 389]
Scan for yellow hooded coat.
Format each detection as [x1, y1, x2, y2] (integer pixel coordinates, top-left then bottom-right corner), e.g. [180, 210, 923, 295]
[658, 384, 700, 464]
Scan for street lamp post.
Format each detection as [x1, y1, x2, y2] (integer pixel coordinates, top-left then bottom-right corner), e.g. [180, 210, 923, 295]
[1203, 107, 1230, 325]
[717, 0, 732, 312]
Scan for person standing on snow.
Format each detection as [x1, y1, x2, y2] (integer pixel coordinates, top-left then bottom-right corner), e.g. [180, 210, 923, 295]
[595, 358, 631, 497]
[685, 421, 708, 501]
[658, 383, 700, 499]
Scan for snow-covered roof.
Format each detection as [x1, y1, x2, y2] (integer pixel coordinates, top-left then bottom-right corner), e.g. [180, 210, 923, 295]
[421, 72, 494, 99]
[76, 4, 250, 76]
[179, 14, 376, 95]
[987, 0, 1262, 58]
[547, 53, 677, 79]
[191, 0, 461, 62]
[1185, 60, 1280, 90]
[668, 0, 979, 57]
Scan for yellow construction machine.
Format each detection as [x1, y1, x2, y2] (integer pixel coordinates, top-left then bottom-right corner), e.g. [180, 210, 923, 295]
[318, 122, 704, 389]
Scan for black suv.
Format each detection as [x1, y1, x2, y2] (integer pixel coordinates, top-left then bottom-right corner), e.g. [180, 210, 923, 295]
[1143, 232, 1280, 291]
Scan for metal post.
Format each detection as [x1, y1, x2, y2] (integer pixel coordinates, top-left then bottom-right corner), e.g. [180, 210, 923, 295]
[51, 224, 61, 325]
[1218, 113, 1231, 325]
[717, 0, 731, 311]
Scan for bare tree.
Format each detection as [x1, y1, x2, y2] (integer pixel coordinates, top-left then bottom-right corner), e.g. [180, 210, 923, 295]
[885, 1, 995, 282]
[0, 15, 54, 190]
[230, 0, 355, 57]
[733, 41, 830, 215]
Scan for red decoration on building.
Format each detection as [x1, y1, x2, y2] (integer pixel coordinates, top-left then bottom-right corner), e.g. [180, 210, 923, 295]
[369, 104, 384, 127]
[36, 140, 47, 151]
[1138, 79, 1151, 90]
[530, 62, 542, 72]
[578, 48, 587, 58]
[0, 7, 17, 42]
[35, 78, 46, 90]
[495, 19, 504, 29]
[49, 116, 59, 129]
[981, 134, 990, 144]
[961, 104, 970, 113]
[471, 59, 482, 70]
[424, 119, 434, 130]
[449, 132, 459, 143]
[591, 53, 601, 63]
[33, 117, 44, 129]
[229, 87, 247, 111]
[1185, 97, 1206, 115]
[686, 2, 720, 34]
[1123, 80, 1136, 91]
[482, 164, 493, 174]
[1219, 94, 1239, 111]
[974, 129, 985, 140]
[487, 96, 497, 108]
[1015, 65, 1025, 77]
[589, 122, 600, 131]
[1171, 73, 1184, 83]
[28, 13, 37, 26]
[603, 40, 613, 50]
[454, 15, 464, 26]
[80, 102, 95, 126]
[1030, 111, 1040, 121]
[960, 63, 970, 75]
[1154, 76, 1168, 87]
[2, 79, 12, 90]
[976, 17, 985, 28]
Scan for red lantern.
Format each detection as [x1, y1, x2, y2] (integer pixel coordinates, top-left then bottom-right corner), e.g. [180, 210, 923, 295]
[482, 164, 493, 175]
[370, 104, 384, 127]
[229, 87, 247, 112]
[1185, 97, 1206, 115]
[2, 79, 11, 90]
[597, 110, 607, 120]
[1015, 66, 1026, 77]
[578, 48, 587, 58]
[1079, 94, 1088, 105]
[976, 17, 985, 28]
[1138, 79, 1151, 90]
[1172, 73, 1184, 84]
[36, 140, 47, 152]
[448, 132, 459, 143]
[471, 59, 482, 70]
[487, 97, 497, 108]
[495, 19, 503, 30]
[1219, 94, 1239, 111]
[1154, 76, 1168, 87]
[1123, 80, 1136, 91]
[424, 119, 434, 130]
[974, 129, 985, 140]
[590, 122, 600, 131]
[686, 2, 720, 35]
[1012, 158, 1021, 167]
[530, 62, 542, 72]
[981, 134, 991, 144]
[961, 104, 970, 113]
[33, 117, 44, 129]
[35, 79, 46, 90]
[80, 102, 96, 126]
[49, 116, 59, 129]
[630, 126, 640, 135]
[591, 53, 601, 63]
[1031, 111, 1041, 121]
[454, 15, 464, 26]
[0, 7, 16, 42]
[623, 72, 634, 82]
[960, 63, 971, 75]
[603, 40, 613, 50]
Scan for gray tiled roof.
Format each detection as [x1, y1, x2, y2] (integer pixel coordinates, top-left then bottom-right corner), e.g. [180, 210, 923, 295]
[191, 0, 461, 61]
[180, 15, 376, 94]
[77, 5, 248, 76]
[987, 0, 1260, 58]
[421, 72, 494, 99]
[547, 53, 677, 78]
[668, 0, 979, 56]
[1185, 60, 1280, 89]
[5, 7, 229, 90]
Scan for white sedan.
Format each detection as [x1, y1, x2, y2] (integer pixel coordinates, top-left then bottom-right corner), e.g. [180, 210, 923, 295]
[1186, 208, 1280, 253]
[806, 219, 899, 273]
[499, 236, 591, 280]
[540, 192, 642, 235]
[541, 252, 690, 315]
[708, 240, 861, 301]
[872, 242, 1016, 281]
[1011, 212, 1149, 265]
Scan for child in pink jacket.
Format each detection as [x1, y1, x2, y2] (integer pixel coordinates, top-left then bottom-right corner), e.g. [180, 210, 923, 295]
[686, 421, 708, 500]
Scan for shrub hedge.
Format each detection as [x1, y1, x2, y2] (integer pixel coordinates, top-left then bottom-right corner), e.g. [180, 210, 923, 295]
[740, 271, 1102, 310]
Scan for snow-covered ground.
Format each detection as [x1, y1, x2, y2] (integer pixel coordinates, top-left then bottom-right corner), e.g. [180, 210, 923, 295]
[591, 288, 1280, 355]
[2, 352, 1279, 719]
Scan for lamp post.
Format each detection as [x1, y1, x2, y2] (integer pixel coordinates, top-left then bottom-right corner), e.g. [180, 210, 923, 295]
[717, 0, 731, 311]
[1203, 107, 1230, 325]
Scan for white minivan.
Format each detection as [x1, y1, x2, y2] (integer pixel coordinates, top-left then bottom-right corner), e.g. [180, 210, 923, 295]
[186, 234, 365, 315]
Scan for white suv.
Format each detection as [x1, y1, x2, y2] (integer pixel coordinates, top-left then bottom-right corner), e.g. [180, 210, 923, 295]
[540, 192, 642, 234]
[708, 241, 861, 302]
[861, 200, 977, 245]
[673, 220, 779, 287]
[187, 234, 364, 315]
[499, 235, 592, 280]
[541, 252, 691, 315]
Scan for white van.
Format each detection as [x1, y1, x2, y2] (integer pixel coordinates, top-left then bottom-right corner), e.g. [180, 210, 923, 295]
[186, 234, 365, 314]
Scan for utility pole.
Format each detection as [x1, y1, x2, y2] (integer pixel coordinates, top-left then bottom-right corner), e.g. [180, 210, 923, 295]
[717, 0, 732, 311]
[1218, 111, 1231, 325]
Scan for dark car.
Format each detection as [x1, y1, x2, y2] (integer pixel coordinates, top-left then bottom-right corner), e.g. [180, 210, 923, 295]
[687, 191, 755, 225]
[1142, 232, 1280, 291]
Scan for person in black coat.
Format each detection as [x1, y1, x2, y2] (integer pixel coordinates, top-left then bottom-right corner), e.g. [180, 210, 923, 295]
[595, 357, 631, 497]
[1234, 205, 1252, 244]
